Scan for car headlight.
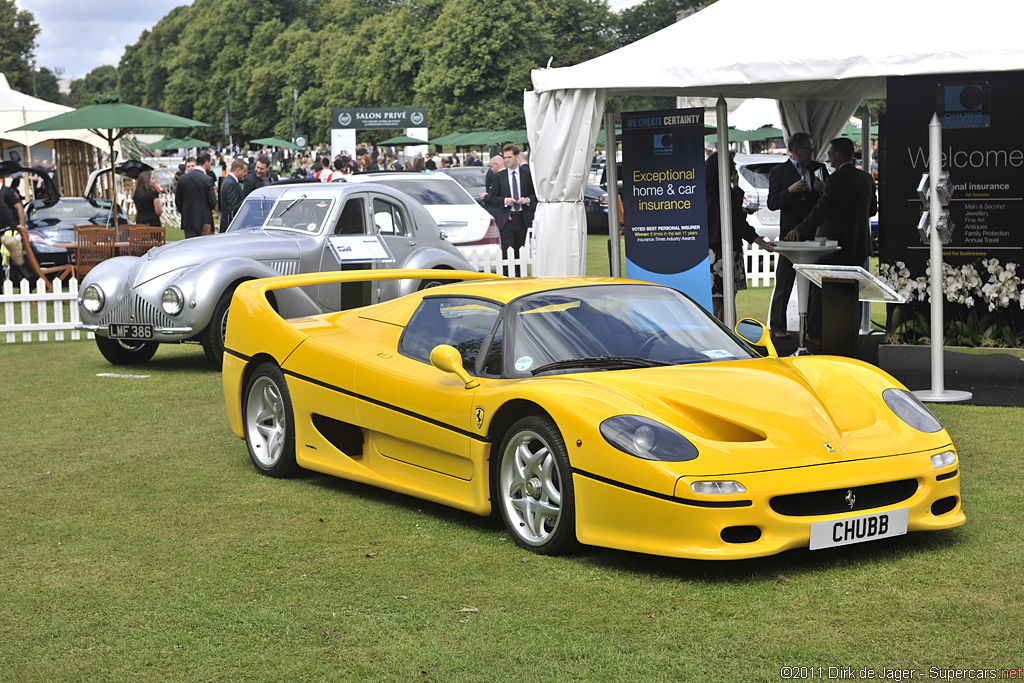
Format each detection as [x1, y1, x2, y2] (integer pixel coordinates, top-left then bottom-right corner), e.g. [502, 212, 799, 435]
[599, 415, 698, 462]
[161, 287, 184, 316]
[882, 388, 943, 433]
[81, 284, 104, 313]
[931, 450, 956, 469]
[690, 480, 746, 495]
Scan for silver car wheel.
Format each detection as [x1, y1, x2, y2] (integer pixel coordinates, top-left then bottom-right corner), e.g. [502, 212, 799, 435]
[499, 428, 563, 547]
[245, 375, 288, 468]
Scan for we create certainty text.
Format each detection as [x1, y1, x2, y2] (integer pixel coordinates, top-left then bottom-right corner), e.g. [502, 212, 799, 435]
[632, 167, 700, 242]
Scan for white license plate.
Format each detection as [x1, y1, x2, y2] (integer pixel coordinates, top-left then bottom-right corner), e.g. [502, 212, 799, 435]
[109, 323, 153, 340]
[809, 508, 909, 550]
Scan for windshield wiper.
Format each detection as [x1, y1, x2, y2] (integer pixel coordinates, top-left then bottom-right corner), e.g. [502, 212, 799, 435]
[279, 194, 307, 217]
[531, 356, 671, 375]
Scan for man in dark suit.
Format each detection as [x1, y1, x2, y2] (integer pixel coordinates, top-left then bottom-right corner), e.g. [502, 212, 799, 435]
[242, 155, 278, 197]
[787, 137, 877, 343]
[175, 151, 217, 238]
[766, 132, 828, 338]
[219, 158, 247, 233]
[487, 145, 536, 276]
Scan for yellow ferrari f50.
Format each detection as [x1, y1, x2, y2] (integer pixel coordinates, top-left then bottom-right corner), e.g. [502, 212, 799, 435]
[222, 270, 964, 560]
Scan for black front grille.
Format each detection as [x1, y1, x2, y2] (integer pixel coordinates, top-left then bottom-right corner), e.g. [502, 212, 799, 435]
[770, 479, 918, 517]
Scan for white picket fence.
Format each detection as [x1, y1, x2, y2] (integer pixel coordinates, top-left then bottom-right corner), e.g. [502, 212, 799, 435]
[0, 237, 776, 344]
[1, 277, 93, 343]
[460, 230, 536, 276]
[743, 242, 778, 288]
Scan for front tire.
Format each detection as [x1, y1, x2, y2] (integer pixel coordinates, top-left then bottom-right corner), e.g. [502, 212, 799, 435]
[243, 363, 298, 478]
[495, 416, 579, 555]
[95, 335, 159, 365]
[201, 287, 237, 367]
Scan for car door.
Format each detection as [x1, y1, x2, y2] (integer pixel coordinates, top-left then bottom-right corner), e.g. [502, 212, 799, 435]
[353, 296, 502, 481]
[317, 194, 373, 311]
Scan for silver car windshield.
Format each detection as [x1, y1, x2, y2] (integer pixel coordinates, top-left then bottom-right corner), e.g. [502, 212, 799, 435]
[227, 196, 336, 234]
[508, 284, 756, 376]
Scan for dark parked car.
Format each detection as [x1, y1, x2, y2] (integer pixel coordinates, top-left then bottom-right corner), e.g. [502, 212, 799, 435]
[585, 183, 608, 234]
[25, 160, 148, 268]
[26, 198, 130, 268]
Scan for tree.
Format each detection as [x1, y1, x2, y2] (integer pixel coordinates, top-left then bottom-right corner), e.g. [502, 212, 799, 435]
[68, 66, 119, 108]
[415, 0, 550, 133]
[0, 0, 40, 93]
[33, 67, 66, 105]
[616, 0, 705, 48]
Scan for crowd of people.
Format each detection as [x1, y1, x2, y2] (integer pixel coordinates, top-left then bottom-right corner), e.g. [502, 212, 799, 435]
[164, 140, 500, 239]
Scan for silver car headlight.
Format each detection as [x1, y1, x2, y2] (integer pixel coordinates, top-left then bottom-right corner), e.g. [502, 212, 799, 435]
[161, 287, 184, 316]
[882, 388, 943, 433]
[600, 415, 698, 462]
[82, 284, 104, 313]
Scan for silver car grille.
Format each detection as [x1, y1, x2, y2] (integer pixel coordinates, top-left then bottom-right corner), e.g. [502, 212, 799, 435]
[266, 260, 299, 275]
[98, 291, 174, 328]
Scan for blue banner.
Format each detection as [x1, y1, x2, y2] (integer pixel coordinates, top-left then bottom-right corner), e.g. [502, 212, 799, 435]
[621, 108, 711, 311]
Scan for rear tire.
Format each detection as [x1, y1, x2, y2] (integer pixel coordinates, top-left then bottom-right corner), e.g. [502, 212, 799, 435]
[95, 335, 159, 365]
[243, 362, 298, 478]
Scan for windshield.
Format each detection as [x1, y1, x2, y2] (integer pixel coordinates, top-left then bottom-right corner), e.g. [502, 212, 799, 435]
[28, 199, 124, 223]
[507, 284, 755, 376]
[442, 169, 486, 193]
[227, 195, 335, 233]
[370, 177, 473, 206]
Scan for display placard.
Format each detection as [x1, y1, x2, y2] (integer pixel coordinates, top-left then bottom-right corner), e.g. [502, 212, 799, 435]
[326, 235, 395, 264]
[621, 108, 711, 311]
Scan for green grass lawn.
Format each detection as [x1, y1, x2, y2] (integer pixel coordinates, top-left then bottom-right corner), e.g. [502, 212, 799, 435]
[1, 331, 1022, 680]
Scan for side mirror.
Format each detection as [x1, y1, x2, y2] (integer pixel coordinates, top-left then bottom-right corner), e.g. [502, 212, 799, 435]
[430, 344, 479, 389]
[734, 318, 778, 358]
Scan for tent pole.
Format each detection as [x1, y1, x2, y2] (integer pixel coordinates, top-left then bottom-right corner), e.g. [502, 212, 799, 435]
[860, 106, 873, 334]
[604, 111, 621, 277]
[716, 96, 736, 326]
[913, 114, 970, 403]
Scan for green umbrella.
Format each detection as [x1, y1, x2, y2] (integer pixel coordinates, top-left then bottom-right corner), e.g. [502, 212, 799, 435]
[175, 136, 211, 149]
[148, 136, 182, 151]
[7, 95, 207, 226]
[427, 132, 470, 146]
[249, 136, 299, 150]
[841, 123, 879, 138]
[378, 134, 429, 145]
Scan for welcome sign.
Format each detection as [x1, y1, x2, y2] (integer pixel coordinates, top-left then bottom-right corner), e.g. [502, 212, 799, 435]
[621, 108, 711, 311]
[331, 108, 428, 130]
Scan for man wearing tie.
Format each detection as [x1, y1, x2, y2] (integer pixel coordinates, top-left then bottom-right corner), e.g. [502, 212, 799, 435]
[766, 132, 828, 338]
[219, 159, 247, 233]
[487, 145, 536, 276]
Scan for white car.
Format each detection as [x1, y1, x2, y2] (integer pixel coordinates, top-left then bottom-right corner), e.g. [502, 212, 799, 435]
[337, 172, 501, 262]
[735, 154, 789, 241]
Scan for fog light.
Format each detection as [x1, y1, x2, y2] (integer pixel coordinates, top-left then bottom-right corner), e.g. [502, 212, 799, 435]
[690, 480, 746, 495]
[162, 287, 184, 316]
[930, 450, 956, 469]
[82, 284, 104, 313]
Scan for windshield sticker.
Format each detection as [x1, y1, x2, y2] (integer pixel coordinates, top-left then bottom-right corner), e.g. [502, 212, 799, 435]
[515, 356, 533, 372]
[702, 349, 733, 359]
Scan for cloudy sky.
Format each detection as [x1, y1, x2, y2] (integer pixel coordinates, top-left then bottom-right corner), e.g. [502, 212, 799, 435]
[20, 0, 642, 81]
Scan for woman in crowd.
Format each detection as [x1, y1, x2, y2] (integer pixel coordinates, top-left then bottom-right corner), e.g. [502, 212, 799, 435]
[705, 151, 774, 321]
[133, 170, 163, 227]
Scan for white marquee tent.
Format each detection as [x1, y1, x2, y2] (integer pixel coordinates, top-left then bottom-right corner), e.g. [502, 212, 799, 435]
[525, 0, 1024, 279]
[1, 73, 108, 156]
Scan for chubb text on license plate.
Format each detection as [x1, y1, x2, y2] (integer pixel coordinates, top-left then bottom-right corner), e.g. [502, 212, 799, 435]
[809, 508, 908, 550]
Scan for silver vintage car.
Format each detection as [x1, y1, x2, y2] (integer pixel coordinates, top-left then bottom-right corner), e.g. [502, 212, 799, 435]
[78, 180, 476, 366]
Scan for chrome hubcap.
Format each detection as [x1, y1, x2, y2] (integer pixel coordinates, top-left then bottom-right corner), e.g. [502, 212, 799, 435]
[500, 430, 562, 546]
[245, 376, 286, 467]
